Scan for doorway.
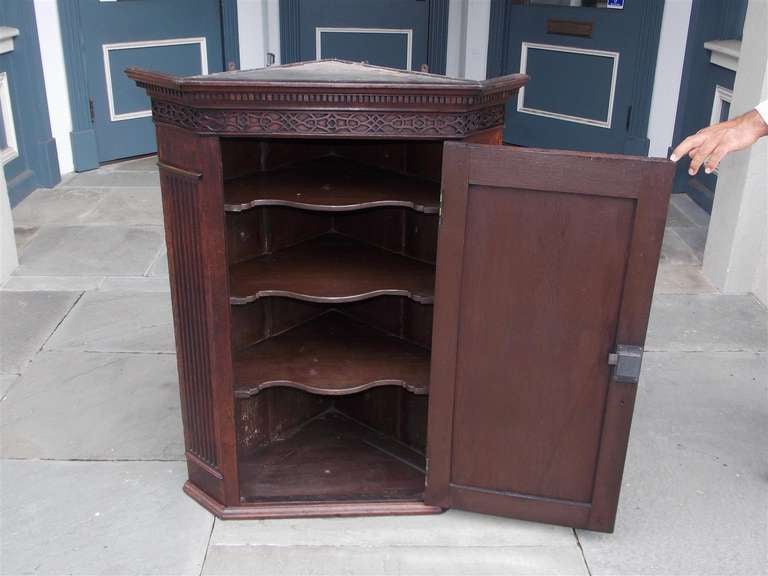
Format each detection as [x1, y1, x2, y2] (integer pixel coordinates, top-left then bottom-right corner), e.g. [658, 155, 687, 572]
[63, 0, 229, 165]
[279, 0, 448, 73]
[487, 0, 664, 154]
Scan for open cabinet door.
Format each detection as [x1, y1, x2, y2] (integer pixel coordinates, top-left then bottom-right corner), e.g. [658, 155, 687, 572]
[425, 143, 673, 532]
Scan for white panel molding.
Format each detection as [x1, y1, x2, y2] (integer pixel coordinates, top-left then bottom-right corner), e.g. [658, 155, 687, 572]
[710, 84, 733, 125]
[517, 42, 619, 129]
[102, 37, 208, 122]
[0, 72, 19, 165]
[315, 27, 413, 70]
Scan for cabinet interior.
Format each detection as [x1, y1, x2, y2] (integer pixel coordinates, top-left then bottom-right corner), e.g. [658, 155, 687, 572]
[222, 137, 442, 504]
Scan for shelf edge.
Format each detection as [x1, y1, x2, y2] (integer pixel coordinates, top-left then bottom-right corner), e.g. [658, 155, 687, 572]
[229, 289, 434, 306]
[234, 379, 428, 399]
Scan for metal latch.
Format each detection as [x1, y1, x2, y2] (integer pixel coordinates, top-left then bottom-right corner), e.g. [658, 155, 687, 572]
[608, 345, 643, 384]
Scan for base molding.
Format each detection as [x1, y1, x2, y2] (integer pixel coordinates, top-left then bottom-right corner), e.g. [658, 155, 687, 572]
[183, 481, 444, 520]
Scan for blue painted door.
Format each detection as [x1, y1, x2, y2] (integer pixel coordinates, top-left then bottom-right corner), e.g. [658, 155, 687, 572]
[289, 0, 430, 71]
[0, 1, 60, 203]
[79, 0, 224, 162]
[494, 1, 656, 154]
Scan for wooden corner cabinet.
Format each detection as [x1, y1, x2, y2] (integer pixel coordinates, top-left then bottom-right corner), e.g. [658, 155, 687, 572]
[128, 60, 673, 532]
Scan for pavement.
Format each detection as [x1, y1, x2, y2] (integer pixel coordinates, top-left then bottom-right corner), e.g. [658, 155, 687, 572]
[1, 156, 766, 576]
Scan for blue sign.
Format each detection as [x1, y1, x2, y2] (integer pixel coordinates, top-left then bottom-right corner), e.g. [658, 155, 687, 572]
[607, 0, 625, 8]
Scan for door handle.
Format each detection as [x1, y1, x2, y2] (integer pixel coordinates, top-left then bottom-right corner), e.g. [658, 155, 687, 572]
[608, 345, 643, 384]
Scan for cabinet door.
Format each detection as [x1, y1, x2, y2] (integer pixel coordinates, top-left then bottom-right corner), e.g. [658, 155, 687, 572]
[425, 143, 673, 532]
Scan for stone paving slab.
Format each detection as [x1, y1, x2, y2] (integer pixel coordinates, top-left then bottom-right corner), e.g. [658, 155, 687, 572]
[0, 460, 212, 576]
[0, 291, 80, 374]
[670, 193, 710, 228]
[0, 350, 183, 460]
[578, 351, 768, 575]
[654, 263, 717, 295]
[206, 510, 586, 575]
[210, 509, 577, 547]
[665, 200, 697, 228]
[202, 544, 588, 576]
[99, 276, 171, 292]
[646, 294, 767, 351]
[673, 225, 707, 259]
[15, 225, 164, 277]
[0, 373, 18, 400]
[103, 154, 158, 172]
[13, 226, 38, 252]
[2, 275, 105, 291]
[61, 170, 160, 188]
[660, 228, 700, 265]
[45, 291, 174, 353]
[12, 187, 163, 227]
[148, 246, 169, 276]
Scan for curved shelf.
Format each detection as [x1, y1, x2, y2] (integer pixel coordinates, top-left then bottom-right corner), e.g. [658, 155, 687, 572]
[233, 311, 430, 398]
[224, 156, 440, 214]
[229, 233, 435, 305]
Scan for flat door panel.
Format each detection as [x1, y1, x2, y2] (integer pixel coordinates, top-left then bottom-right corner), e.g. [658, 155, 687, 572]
[492, 1, 654, 154]
[288, 0, 429, 71]
[79, 0, 224, 162]
[425, 143, 673, 532]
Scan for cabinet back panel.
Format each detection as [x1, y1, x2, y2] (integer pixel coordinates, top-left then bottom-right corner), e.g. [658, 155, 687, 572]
[221, 138, 443, 182]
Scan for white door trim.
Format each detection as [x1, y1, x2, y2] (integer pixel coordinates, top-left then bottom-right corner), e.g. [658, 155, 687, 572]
[102, 36, 208, 122]
[315, 27, 413, 70]
[517, 41, 620, 129]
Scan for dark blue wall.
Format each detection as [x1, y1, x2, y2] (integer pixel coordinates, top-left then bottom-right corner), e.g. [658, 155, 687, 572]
[672, 0, 747, 212]
[0, 1, 60, 206]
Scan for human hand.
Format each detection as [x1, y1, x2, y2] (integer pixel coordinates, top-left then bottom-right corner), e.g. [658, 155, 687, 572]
[670, 109, 768, 175]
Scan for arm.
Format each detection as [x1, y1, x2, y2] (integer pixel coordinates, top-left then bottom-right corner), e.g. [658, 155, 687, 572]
[670, 101, 768, 175]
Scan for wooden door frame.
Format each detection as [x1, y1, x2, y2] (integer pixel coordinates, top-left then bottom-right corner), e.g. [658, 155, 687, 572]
[485, 0, 664, 155]
[57, 0, 239, 171]
[279, 0, 449, 74]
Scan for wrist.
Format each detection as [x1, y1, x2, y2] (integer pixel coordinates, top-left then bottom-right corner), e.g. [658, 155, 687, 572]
[745, 109, 768, 137]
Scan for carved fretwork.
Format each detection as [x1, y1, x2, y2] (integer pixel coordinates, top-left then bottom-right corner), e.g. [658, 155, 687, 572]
[152, 101, 506, 138]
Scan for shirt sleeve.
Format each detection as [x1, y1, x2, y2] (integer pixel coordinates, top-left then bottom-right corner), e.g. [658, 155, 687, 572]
[756, 99, 768, 125]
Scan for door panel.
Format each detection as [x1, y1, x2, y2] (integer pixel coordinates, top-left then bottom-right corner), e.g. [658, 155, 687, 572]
[79, 0, 224, 162]
[425, 143, 673, 532]
[288, 0, 429, 71]
[493, 1, 654, 153]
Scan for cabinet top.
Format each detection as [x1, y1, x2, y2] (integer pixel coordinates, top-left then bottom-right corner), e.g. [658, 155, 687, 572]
[127, 60, 527, 139]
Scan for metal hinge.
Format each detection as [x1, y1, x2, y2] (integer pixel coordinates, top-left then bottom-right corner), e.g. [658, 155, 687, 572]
[438, 189, 444, 223]
[89, 98, 95, 123]
[608, 344, 643, 384]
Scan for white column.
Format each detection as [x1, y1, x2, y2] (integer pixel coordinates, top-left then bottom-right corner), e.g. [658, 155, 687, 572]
[647, 0, 693, 158]
[237, 0, 281, 69]
[34, 0, 74, 175]
[446, 0, 490, 80]
[702, 0, 768, 305]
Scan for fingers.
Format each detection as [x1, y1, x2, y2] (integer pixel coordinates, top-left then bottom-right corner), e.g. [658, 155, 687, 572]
[704, 144, 728, 174]
[670, 133, 705, 162]
[687, 135, 720, 176]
